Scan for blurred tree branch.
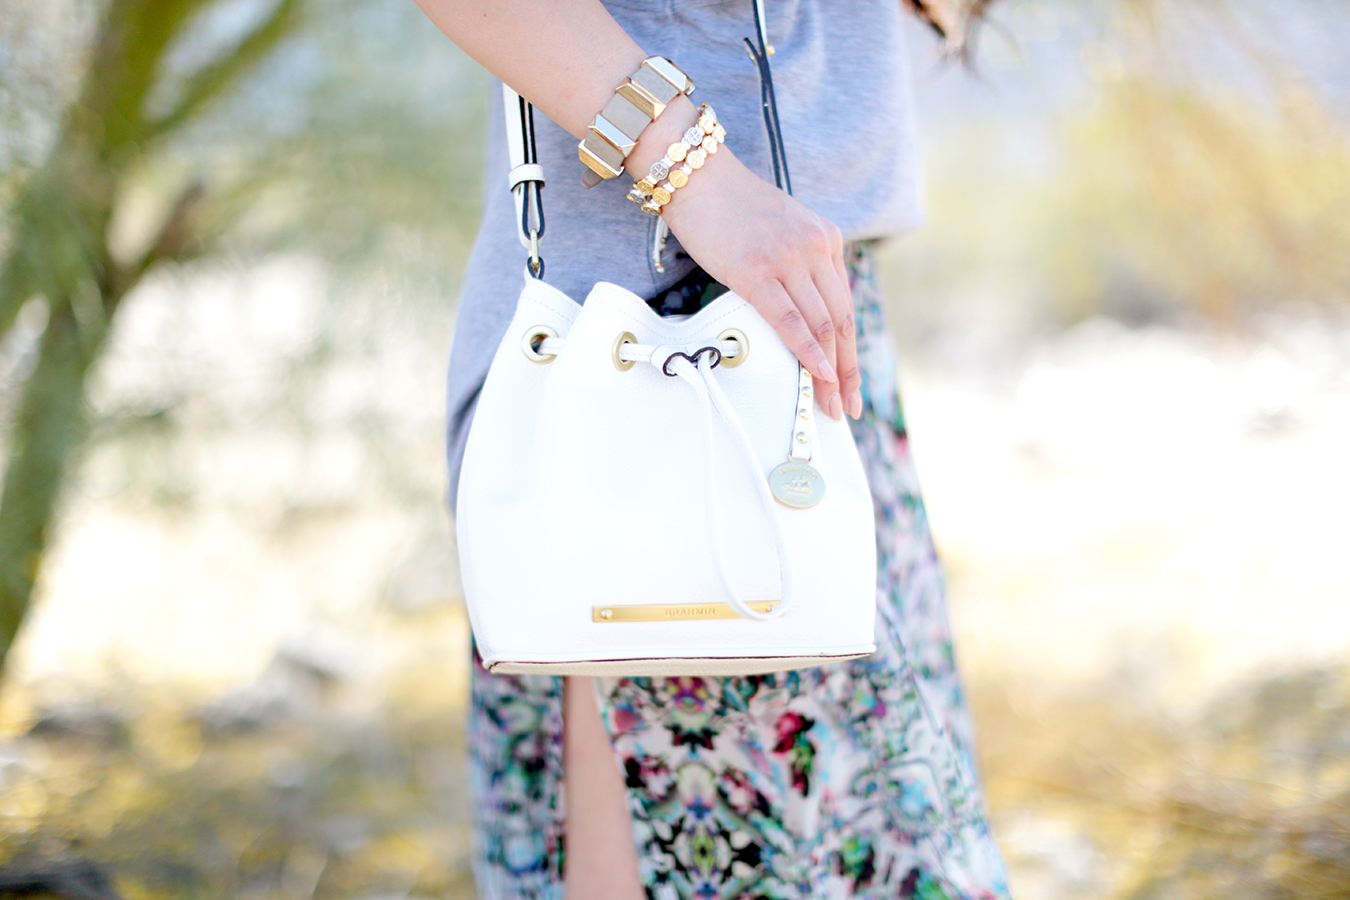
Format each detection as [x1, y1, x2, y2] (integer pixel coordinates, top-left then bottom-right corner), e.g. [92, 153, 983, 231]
[0, 0, 305, 673]
[143, 0, 305, 144]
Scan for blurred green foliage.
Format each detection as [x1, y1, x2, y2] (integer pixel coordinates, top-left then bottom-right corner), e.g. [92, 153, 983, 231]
[0, 0, 487, 674]
[884, 0, 1350, 338]
[1050, 80, 1350, 323]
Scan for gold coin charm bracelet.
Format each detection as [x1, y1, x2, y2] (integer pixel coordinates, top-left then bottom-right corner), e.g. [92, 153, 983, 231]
[578, 57, 696, 188]
[628, 104, 725, 215]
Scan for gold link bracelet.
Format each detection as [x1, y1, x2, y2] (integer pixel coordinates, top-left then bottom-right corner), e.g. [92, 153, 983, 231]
[578, 57, 695, 188]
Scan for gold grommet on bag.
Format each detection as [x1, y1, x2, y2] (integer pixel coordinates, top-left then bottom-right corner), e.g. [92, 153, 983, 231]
[612, 331, 638, 371]
[718, 329, 749, 368]
[522, 326, 558, 363]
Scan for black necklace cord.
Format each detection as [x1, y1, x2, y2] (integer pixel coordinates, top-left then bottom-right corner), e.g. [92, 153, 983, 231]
[743, 0, 791, 195]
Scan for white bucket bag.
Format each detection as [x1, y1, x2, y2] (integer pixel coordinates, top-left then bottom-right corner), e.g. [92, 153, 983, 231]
[456, 68, 877, 677]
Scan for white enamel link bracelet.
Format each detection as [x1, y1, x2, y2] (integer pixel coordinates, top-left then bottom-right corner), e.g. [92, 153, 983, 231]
[578, 57, 696, 188]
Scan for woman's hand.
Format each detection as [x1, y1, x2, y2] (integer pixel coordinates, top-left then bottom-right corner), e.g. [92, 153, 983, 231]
[623, 94, 861, 421]
[661, 148, 861, 421]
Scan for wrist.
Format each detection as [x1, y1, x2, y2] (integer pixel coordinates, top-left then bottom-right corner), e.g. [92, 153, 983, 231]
[659, 138, 739, 218]
[577, 57, 696, 186]
[624, 101, 731, 216]
[624, 94, 700, 178]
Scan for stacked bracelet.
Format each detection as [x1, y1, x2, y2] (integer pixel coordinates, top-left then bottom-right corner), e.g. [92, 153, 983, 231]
[627, 103, 725, 215]
[578, 57, 696, 188]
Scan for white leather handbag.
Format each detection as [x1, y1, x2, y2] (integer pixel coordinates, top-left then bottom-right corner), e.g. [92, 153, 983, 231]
[455, 75, 877, 677]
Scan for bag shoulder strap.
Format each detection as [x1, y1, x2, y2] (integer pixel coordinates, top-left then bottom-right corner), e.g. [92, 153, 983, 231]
[502, 86, 545, 278]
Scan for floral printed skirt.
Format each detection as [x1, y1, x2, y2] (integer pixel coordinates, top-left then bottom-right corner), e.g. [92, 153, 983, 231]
[467, 245, 1011, 900]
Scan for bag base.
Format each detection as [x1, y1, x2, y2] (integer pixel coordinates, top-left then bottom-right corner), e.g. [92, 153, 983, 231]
[486, 646, 876, 677]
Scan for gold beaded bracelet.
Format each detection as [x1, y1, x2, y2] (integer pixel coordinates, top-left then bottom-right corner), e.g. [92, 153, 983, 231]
[627, 104, 726, 215]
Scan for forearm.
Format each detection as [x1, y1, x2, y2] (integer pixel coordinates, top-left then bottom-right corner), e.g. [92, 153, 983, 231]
[412, 0, 646, 139]
[414, 0, 710, 209]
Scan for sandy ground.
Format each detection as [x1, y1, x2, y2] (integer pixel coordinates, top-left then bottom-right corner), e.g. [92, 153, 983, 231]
[910, 311, 1350, 706]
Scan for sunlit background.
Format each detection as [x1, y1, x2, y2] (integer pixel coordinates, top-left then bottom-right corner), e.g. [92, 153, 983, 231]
[1, 0, 1348, 897]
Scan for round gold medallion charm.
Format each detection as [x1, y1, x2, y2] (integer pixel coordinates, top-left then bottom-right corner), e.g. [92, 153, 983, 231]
[668, 169, 688, 189]
[686, 149, 707, 169]
[667, 142, 687, 162]
[652, 185, 672, 205]
[713, 125, 726, 143]
[635, 177, 655, 195]
[769, 461, 825, 509]
[701, 136, 718, 154]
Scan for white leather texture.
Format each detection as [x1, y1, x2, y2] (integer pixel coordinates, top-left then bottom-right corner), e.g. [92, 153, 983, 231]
[457, 276, 878, 676]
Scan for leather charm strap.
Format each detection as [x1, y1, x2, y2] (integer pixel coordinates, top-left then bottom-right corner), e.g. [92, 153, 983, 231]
[788, 364, 816, 462]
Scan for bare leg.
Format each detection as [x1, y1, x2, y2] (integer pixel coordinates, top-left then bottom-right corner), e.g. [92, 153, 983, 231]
[563, 676, 646, 900]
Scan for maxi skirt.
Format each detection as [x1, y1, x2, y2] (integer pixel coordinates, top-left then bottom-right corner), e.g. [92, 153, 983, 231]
[466, 245, 1011, 900]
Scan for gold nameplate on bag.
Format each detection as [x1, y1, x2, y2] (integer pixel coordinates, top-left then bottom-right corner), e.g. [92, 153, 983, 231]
[769, 461, 825, 508]
[593, 601, 779, 622]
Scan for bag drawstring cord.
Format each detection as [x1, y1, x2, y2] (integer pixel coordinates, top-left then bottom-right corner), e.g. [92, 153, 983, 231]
[535, 334, 795, 621]
[670, 350, 794, 621]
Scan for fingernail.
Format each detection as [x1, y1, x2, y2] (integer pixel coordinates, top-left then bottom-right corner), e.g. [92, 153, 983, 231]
[815, 359, 838, 383]
[848, 390, 862, 420]
[828, 393, 844, 420]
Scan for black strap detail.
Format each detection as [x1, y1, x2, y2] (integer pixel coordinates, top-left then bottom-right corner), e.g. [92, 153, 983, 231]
[661, 346, 723, 377]
[515, 95, 546, 278]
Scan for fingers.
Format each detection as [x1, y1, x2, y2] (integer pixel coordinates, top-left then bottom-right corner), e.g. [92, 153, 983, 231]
[739, 220, 860, 421]
[828, 240, 863, 419]
[778, 270, 841, 421]
[752, 279, 838, 396]
[756, 267, 857, 422]
[787, 229, 859, 421]
[817, 252, 861, 421]
[807, 221, 858, 420]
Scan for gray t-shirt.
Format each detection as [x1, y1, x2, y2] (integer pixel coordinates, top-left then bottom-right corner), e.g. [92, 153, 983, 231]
[446, 0, 923, 508]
